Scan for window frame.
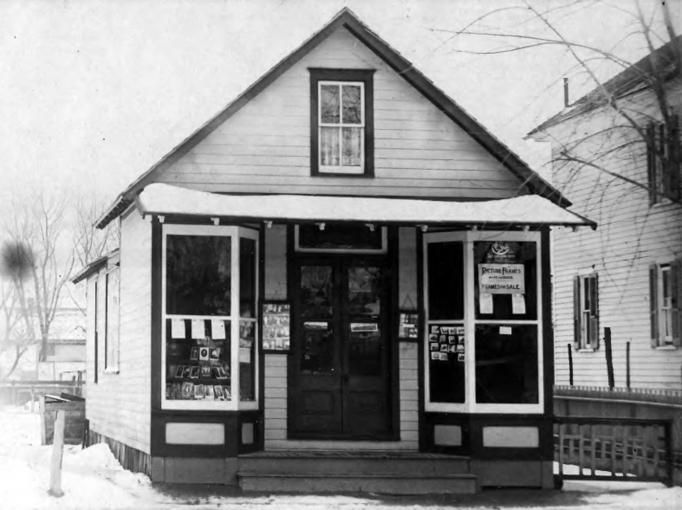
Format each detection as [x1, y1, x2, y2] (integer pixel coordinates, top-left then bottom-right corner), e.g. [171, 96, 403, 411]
[160, 224, 259, 411]
[422, 230, 544, 415]
[294, 224, 387, 253]
[651, 261, 680, 349]
[573, 273, 600, 351]
[93, 279, 98, 384]
[310, 68, 374, 178]
[647, 115, 680, 205]
[103, 263, 120, 373]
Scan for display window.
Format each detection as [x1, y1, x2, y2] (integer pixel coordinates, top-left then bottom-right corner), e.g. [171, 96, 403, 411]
[161, 224, 259, 410]
[423, 230, 543, 414]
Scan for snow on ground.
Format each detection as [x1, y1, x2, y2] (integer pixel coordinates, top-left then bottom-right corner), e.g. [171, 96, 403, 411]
[0, 405, 680, 509]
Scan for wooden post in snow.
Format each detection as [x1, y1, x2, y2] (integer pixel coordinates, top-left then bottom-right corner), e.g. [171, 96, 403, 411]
[48, 410, 65, 497]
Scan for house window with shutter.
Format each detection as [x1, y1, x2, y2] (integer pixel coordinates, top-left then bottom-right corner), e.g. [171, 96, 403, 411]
[310, 69, 374, 176]
[646, 114, 680, 205]
[574, 274, 599, 350]
[650, 261, 681, 348]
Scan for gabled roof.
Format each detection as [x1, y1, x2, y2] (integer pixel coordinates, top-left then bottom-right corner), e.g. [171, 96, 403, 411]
[528, 35, 682, 137]
[97, 7, 568, 229]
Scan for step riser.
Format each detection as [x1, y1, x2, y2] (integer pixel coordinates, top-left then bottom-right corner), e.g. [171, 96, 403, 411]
[239, 458, 470, 475]
[240, 476, 478, 494]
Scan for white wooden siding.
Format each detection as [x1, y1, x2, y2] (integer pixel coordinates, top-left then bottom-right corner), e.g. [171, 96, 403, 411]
[86, 212, 152, 452]
[263, 354, 288, 444]
[264, 225, 287, 300]
[399, 227, 417, 309]
[399, 342, 419, 447]
[156, 27, 524, 199]
[547, 82, 682, 390]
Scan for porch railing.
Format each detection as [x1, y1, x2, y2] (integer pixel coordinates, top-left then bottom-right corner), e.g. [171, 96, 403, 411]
[554, 416, 673, 486]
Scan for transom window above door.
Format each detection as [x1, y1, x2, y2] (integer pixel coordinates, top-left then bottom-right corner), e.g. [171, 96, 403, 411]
[310, 69, 374, 177]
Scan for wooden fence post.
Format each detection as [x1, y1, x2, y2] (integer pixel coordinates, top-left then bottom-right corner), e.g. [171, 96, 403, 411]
[567, 344, 574, 386]
[39, 396, 46, 445]
[48, 410, 65, 497]
[626, 341, 631, 389]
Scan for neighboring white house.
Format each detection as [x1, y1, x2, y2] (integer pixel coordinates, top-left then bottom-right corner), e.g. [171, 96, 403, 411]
[529, 35, 682, 393]
[529, 35, 682, 483]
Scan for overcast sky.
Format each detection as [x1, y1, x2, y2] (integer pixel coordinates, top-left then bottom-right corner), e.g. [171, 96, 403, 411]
[1, 0, 678, 212]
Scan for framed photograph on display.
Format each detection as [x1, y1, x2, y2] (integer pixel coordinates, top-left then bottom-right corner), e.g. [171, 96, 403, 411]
[261, 301, 291, 352]
[398, 310, 419, 341]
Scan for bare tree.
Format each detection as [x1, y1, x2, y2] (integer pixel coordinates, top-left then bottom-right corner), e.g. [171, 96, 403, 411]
[0, 269, 34, 380]
[67, 196, 119, 315]
[73, 196, 119, 270]
[433, 0, 681, 205]
[1, 192, 75, 369]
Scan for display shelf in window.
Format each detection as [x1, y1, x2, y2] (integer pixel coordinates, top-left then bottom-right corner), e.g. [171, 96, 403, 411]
[261, 301, 291, 352]
[427, 322, 466, 404]
[165, 317, 232, 401]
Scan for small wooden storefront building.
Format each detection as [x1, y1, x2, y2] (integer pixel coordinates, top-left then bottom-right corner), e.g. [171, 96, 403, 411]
[73, 9, 594, 493]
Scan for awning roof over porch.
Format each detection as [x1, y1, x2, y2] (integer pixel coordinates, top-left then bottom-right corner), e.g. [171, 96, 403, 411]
[135, 183, 596, 228]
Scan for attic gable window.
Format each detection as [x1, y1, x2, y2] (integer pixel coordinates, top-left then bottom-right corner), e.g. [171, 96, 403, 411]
[310, 69, 374, 177]
[646, 115, 680, 205]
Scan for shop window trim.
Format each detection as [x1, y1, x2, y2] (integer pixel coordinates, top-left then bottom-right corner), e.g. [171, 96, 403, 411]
[161, 224, 259, 411]
[422, 230, 544, 415]
[573, 273, 600, 352]
[650, 261, 681, 349]
[309, 68, 374, 177]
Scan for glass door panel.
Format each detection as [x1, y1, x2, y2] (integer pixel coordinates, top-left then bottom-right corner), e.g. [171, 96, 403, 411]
[348, 266, 382, 316]
[300, 265, 333, 318]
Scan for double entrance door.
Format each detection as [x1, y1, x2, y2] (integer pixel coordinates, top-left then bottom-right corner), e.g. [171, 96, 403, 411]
[289, 256, 392, 439]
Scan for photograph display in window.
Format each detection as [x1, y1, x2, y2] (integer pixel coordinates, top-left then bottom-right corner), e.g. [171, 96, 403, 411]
[428, 323, 465, 403]
[165, 318, 232, 401]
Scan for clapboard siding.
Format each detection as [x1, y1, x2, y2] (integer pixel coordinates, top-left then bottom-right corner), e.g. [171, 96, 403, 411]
[157, 27, 523, 199]
[264, 354, 288, 443]
[399, 342, 419, 447]
[546, 81, 682, 391]
[86, 212, 152, 453]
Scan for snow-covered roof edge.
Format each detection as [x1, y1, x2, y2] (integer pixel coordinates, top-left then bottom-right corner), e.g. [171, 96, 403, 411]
[135, 183, 595, 228]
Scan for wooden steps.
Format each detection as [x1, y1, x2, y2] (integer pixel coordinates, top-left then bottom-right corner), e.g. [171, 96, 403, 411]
[237, 450, 478, 494]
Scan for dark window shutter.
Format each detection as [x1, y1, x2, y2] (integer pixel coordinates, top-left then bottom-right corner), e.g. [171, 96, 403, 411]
[650, 264, 659, 348]
[591, 274, 600, 350]
[672, 259, 681, 348]
[667, 114, 680, 201]
[573, 275, 581, 349]
[646, 123, 656, 205]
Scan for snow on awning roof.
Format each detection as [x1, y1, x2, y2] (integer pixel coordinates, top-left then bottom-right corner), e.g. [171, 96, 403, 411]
[136, 183, 595, 228]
